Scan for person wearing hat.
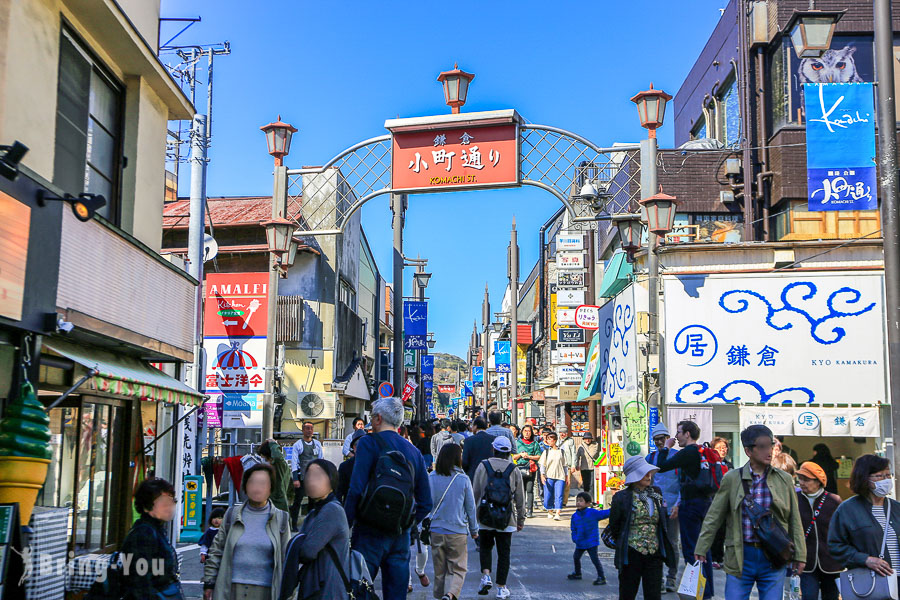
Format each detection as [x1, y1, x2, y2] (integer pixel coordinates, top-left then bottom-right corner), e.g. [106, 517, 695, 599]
[646, 422, 681, 592]
[606, 455, 678, 600]
[573, 432, 600, 497]
[796, 461, 842, 600]
[539, 431, 570, 521]
[472, 435, 526, 599]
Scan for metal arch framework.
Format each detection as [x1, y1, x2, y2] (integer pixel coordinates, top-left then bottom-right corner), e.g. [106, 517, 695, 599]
[283, 124, 643, 235]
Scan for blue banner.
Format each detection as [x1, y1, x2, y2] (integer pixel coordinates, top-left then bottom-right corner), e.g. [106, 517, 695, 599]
[805, 83, 877, 211]
[404, 301, 428, 349]
[473, 366, 484, 386]
[421, 355, 434, 373]
[463, 381, 474, 397]
[494, 341, 511, 373]
[648, 407, 660, 449]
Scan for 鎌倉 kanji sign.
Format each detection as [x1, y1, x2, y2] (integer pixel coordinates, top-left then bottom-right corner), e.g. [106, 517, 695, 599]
[387, 111, 520, 193]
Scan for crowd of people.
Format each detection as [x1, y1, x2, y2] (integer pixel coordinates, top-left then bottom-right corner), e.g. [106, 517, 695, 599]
[107, 402, 900, 600]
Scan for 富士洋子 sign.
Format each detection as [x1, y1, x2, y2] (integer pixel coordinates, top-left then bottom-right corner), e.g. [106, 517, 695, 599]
[805, 82, 877, 211]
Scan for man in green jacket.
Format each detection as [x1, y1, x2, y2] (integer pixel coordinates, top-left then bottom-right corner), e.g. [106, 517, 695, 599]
[258, 439, 293, 512]
[694, 424, 806, 600]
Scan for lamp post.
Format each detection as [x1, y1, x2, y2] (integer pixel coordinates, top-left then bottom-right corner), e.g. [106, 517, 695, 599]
[437, 64, 475, 114]
[411, 262, 431, 420]
[784, 5, 844, 58]
[261, 116, 297, 440]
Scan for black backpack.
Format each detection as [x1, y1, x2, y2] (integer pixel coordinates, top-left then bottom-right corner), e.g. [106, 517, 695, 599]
[358, 433, 417, 535]
[477, 460, 515, 529]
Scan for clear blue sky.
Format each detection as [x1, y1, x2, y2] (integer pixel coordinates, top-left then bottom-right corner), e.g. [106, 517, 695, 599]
[160, 0, 727, 360]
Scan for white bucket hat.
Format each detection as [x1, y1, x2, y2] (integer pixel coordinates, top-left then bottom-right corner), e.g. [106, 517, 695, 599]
[623, 455, 659, 485]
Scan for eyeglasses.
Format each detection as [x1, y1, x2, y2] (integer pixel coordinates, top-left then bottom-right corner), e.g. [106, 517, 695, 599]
[870, 473, 893, 482]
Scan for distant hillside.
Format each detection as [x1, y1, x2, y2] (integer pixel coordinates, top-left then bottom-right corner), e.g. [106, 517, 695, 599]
[433, 352, 465, 386]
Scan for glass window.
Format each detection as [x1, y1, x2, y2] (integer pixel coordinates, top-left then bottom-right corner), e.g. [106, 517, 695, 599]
[716, 77, 741, 147]
[691, 115, 707, 140]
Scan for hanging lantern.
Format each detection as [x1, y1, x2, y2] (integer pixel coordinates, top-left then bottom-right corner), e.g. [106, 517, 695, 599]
[639, 192, 680, 236]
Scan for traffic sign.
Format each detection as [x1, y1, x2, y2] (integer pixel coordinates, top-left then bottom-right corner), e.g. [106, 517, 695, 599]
[378, 381, 394, 398]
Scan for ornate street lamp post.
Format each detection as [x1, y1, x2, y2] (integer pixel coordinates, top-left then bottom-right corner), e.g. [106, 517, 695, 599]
[437, 64, 475, 114]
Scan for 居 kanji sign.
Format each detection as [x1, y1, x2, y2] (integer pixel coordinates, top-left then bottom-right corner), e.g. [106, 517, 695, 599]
[386, 110, 520, 193]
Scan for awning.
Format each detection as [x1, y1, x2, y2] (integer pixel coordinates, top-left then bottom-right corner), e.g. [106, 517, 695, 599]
[598, 251, 633, 299]
[331, 359, 370, 400]
[43, 339, 203, 406]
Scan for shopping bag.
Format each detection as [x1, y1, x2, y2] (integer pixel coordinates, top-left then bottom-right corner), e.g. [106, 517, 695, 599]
[677, 561, 707, 600]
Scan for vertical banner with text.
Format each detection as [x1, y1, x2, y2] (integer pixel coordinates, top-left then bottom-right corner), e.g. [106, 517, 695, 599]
[404, 301, 428, 350]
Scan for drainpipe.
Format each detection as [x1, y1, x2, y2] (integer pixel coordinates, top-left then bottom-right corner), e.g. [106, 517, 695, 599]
[757, 46, 773, 240]
[738, 0, 756, 240]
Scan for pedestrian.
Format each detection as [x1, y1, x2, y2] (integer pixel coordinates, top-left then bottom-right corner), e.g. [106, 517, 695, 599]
[656, 420, 716, 599]
[646, 423, 681, 592]
[450, 420, 466, 446]
[606, 456, 677, 600]
[557, 426, 576, 507]
[431, 418, 456, 458]
[795, 461, 842, 600]
[810, 443, 840, 495]
[337, 429, 366, 504]
[344, 397, 433, 600]
[712, 436, 734, 469]
[509, 424, 520, 440]
[289, 422, 324, 531]
[429, 443, 479, 600]
[538, 431, 568, 521]
[772, 444, 798, 478]
[567, 491, 609, 585]
[709, 436, 732, 569]
[462, 417, 495, 480]
[203, 463, 292, 600]
[485, 410, 516, 446]
[828, 454, 900, 594]
[694, 424, 806, 600]
[419, 421, 436, 471]
[257, 439, 292, 513]
[200, 507, 226, 564]
[573, 432, 599, 496]
[342, 417, 366, 457]
[514, 424, 542, 518]
[473, 436, 525, 599]
[281, 459, 350, 600]
[118, 478, 184, 600]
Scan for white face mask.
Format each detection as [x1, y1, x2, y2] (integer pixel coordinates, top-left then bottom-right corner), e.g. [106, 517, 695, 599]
[872, 479, 894, 498]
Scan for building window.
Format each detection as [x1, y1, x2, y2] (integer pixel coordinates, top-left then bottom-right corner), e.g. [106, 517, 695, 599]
[340, 279, 356, 310]
[691, 115, 707, 140]
[54, 27, 123, 223]
[714, 76, 741, 147]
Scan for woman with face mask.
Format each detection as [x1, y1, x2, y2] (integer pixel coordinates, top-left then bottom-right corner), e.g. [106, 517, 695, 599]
[796, 462, 842, 600]
[828, 454, 900, 590]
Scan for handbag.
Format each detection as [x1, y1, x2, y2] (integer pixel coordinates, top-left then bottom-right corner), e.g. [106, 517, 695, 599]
[740, 468, 794, 567]
[326, 544, 379, 600]
[840, 500, 899, 600]
[420, 472, 460, 546]
[600, 526, 616, 550]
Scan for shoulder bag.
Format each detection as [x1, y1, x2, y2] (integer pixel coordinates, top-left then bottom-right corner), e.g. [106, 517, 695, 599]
[325, 544, 379, 600]
[420, 472, 460, 546]
[840, 500, 899, 600]
[741, 467, 794, 567]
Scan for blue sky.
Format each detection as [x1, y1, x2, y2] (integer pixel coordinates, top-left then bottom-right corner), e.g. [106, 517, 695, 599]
[160, 0, 727, 360]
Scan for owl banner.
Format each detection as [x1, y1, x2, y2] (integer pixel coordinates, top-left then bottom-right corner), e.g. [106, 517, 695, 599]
[804, 82, 877, 211]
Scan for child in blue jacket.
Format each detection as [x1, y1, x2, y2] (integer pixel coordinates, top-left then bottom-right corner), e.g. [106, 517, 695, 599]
[568, 492, 609, 585]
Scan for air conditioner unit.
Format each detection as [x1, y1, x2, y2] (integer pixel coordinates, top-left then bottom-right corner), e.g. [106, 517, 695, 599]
[296, 391, 337, 419]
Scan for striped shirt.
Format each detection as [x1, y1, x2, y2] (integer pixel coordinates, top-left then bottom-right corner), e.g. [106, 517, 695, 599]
[742, 470, 772, 543]
[871, 504, 900, 568]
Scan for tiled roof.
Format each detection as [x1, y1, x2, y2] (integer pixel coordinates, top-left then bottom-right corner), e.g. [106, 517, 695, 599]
[162, 195, 303, 229]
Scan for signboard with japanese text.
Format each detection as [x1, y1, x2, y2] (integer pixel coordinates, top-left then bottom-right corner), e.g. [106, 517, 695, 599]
[550, 286, 558, 342]
[664, 272, 887, 405]
[557, 365, 584, 383]
[202, 337, 266, 395]
[739, 406, 880, 437]
[805, 83, 877, 211]
[556, 252, 585, 270]
[221, 393, 264, 428]
[463, 381, 474, 397]
[437, 384, 456, 394]
[517, 344, 527, 384]
[204, 397, 223, 428]
[570, 402, 589, 433]
[557, 308, 577, 326]
[404, 301, 428, 349]
[556, 233, 584, 251]
[204, 273, 269, 338]
[556, 288, 585, 307]
[575, 305, 601, 330]
[494, 341, 511, 373]
[391, 123, 519, 193]
[404, 349, 417, 372]
[578, 329, 603, 402]
[401, 378, 418, 402]
[558, 327, 586, 345]
[557, 272, 585, 287]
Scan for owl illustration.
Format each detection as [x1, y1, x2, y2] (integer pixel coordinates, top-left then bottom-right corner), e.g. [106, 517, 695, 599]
[799, 45, 864, 84]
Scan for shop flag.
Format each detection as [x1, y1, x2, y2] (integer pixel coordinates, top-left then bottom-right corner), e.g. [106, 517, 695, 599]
[494, 341, 511, 373]
[805, 82, 877, 211]
[404, 301, 428, 349]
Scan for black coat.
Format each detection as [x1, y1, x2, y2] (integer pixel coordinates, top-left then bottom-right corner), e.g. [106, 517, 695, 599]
[607, 486, 677, 572]
[828, 495, 900, 569]
[119, 513, 183, 600]
[797, 491, 842, 574]
[462, 431, 496, 480]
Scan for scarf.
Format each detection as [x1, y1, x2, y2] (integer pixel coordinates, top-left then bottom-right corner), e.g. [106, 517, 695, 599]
[634, 487, 664, 518]
[308, 492, 337, 513]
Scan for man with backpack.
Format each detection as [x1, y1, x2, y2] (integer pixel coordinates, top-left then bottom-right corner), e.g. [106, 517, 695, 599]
[655, 420, 719, 600]
[647, 422, 682, 592]
[345, 397, 433, 600]
[472, 436, 526, 599]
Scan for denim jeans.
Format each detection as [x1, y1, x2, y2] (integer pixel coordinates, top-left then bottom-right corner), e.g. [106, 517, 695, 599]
[724, 544, 786, 600]
[573, 545, 605, 578]
[799, 570, 839, 600]
[543, 478, 565, 510]
[680, 497, 714, 599]
[351, 525, 411, 600]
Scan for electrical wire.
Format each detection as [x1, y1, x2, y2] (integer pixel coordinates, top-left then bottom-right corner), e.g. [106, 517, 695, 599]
[774, 229, 883, 271]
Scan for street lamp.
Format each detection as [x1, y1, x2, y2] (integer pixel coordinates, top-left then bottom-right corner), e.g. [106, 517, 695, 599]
[427, 333, 436, 349]
[784, 8, 844, 58]
[639, 191, 680, 236]
[437, 64, 475, 114]
[260, 116, 297, 167]
[414, 271, 432, 290]
[612, 213, 644, 257]
[630, 84, 673, 139]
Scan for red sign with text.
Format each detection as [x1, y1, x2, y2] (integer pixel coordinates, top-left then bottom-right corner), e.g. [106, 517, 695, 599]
[392, 124, 518, 192]
[437, 384, 456, 394]
[204, 272, 269, 337]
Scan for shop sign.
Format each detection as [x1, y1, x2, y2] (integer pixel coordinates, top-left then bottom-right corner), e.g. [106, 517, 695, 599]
[556, 233, 584, 251]
[391, 123, 519, 193]
[557, 307, 577, 326]
[739, 406, 880, 437]
[587, 285, 643, 407]
[203, 337, 266, 395]
[221, 394, 263, 428]
[437, 384, 456, 394]
[473, 366, 484, 386]
[401, 377, 418, 402]
[204, 398, 223, 428]
[556, 288, 585, 307]
[494, 341, 511, 373]
[532, 389, 546, 401]
[558, 327, 585, 344]
[404, 349, 417, 372]
[556, 251, 585, 270]
[559, 385, 578, 401]
[181, 476, 203, 535]
[665, 272, 886, 405]
[609, 443, 624, 467]
[558, 271, 585, 286]
[620, 398, 649, 457]
[550, 287, 558, 341]
[557, 365, 583, 383]
[575, 305, 601, 330]
[403, 301, 428, 350]
[204, 273, 269, 337]
[553, 347, 586, 364]
[0, 192, 29, 322]
[570, 401, 589, 431]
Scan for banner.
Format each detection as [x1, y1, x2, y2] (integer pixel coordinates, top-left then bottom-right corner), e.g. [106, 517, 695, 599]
[404, 301, 428, 349]
[473, 366, 484, 386]
[805, 82, 877, 211]
[666, 407, 714, 446]
[495, 341, 511, 373]
[463, 381, 474, 397]
[401, 378, 418, 403]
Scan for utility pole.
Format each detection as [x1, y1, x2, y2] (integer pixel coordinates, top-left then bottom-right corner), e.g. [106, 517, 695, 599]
[509, 217, 519, 428]
[262, 165, 287, 440]
[415, 261, 426, 420]
[482, 284, 491, 415]
[391, 194, 405, 398]
[874, 0, 900, 485]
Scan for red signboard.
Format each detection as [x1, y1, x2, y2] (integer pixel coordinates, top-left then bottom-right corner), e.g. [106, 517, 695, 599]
[204, 272, 269, 337]
[392, 124, 518, 193]
[437, 384, 456, 394]
[575, 305, 601, 330]
[401, 378, 418, 403]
